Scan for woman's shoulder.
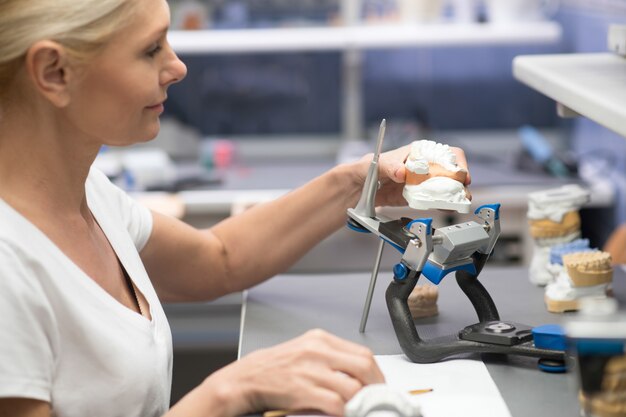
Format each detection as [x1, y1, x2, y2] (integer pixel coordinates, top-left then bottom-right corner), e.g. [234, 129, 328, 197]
[0, 239, 43, 291]
[86, 166, 135, 215]
[0, 204, 42, 268]
[86, 166, 121, 195]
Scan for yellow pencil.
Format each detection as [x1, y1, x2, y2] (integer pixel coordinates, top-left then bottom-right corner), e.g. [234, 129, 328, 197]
[408, 388, 433, 395]
[263, 409, 309, 417]
[262, 388, 433, 417]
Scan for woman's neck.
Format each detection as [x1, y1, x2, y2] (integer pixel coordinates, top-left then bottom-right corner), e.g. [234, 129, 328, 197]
[0, 104, 99, 219]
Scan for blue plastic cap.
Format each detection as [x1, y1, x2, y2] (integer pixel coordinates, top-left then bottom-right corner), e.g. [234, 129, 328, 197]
[407, 218, 432, 235]
[532, 324, 566, 351]
[474, 203, 501, 220]
[393, 263, 409, 281]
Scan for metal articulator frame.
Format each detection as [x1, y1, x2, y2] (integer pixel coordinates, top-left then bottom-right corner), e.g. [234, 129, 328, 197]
[386, 252, 565, 363]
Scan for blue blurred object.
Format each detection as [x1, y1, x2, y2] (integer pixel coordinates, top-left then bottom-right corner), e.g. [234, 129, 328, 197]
[533, 324, 567, 351]
[518, 125, 574, 178]
[549, 239, 592, 265]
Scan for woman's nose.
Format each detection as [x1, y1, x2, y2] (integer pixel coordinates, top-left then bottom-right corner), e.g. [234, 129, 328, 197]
[162, 50, 187, 86]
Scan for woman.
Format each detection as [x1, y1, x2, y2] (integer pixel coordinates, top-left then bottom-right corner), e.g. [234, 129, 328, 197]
[0, 1, 470, 416]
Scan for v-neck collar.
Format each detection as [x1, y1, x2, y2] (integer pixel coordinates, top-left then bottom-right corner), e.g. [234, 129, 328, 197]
[0, 191, 155, 328]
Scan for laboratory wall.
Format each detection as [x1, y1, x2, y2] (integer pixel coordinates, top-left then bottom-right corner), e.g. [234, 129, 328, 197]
[166, 2, 565, 136]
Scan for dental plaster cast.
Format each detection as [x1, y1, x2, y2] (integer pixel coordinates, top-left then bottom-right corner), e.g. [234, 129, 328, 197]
[345, 384, 422, 417]
[544, 239, 594, 287]
[578, 355, 626, 417]
[527, 185, 590, 286]
[402, 140, 470, 213]
[544, 251, 613, 313]
[407, 285, 438, 319]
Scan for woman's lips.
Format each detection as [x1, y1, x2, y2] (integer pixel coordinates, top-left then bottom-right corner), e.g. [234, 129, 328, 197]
[146, 103, 164, 113]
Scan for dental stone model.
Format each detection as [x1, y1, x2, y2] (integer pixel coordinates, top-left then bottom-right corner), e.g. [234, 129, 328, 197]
[345, 384, 422, 417]
[527, 184, 590, 286]
[579, 355, 626, 417]
[545, 239, 593, 285]
[545, 250, 613, 313]
[408, 284, 439, 319]
[403, 140, 470, 213]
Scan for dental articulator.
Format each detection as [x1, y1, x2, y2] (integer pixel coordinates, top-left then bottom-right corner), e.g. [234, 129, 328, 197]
[347, 119, 567, 371]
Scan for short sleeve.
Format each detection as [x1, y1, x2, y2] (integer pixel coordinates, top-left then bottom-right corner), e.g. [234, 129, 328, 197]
[87, 168, 154, 252]
[0, 242, 58, 402]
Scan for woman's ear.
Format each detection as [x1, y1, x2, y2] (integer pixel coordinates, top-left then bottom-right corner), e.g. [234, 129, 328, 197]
[24, 40, 72, 108]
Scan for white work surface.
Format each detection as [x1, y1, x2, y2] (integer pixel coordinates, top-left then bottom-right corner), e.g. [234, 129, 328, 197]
[374, 355, 511, 417]
[239, 267, 626, 417]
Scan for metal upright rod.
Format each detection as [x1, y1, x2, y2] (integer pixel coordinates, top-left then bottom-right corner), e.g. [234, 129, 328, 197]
[359, 239, 385, 333]
[373, 119, 386, 162]
[353, 119, 386, 219]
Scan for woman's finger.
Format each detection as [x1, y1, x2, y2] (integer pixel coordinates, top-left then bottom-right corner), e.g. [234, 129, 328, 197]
[322, 349, 385, 386]
[292, 386, 346, 417]
[298, 330, 385, 384]
[451, 146, 471, 185]
[301, 368, 363, 403]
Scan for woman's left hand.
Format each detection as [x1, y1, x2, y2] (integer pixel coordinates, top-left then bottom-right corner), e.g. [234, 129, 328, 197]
[355, 143, 471, 208]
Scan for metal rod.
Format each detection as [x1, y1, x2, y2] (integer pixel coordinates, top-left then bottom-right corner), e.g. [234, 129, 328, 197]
[373, 119, 386, 162]
[359, 239, 385, 333]
[353, 119, 386, 218]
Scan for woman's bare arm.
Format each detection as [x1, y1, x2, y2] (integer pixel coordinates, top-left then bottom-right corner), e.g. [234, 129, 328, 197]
[141, 146, 469, 302]
[0, 398, 49, 417]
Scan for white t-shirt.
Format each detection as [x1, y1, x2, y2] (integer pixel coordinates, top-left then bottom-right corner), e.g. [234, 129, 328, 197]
[0, 168, 173, 417]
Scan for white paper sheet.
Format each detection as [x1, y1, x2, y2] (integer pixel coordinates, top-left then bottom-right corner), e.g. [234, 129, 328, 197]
[375, 354, 512, 417]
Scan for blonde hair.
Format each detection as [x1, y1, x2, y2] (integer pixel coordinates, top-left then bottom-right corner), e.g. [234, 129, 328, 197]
[0, 0, 138, 99]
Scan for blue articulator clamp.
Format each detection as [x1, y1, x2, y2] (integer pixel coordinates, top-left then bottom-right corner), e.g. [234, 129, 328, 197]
[422, 260, 476, 285]
[474, 203, 501, 220]
[346, 218, 371, 233]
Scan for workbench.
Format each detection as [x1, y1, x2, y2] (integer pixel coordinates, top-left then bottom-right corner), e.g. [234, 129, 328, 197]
[239, 266, 626, 417]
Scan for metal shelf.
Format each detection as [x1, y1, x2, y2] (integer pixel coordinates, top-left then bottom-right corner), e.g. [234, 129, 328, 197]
[513, 53, 626, 138]
[169, 22, 562, 54]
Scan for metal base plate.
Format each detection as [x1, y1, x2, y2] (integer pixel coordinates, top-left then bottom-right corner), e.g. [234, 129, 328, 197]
[459, 321, 534, 346]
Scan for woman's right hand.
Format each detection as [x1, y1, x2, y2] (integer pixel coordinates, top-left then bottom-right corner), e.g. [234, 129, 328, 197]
[201, 329, 385, 417]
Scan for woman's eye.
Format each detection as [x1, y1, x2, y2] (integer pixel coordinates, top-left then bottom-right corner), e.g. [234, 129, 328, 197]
[147, 43, 163, 58]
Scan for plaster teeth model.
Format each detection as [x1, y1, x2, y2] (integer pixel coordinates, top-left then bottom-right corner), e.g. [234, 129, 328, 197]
[345, 384, 422, 417]
[402, 140, 470, 213]
[407, 284, 438, 319]
[527, 185, 590, 286]
[579, 355, 626, 417]
[549, 239, 593, 265]
[544, 250, 613, 313]
[563, 251, 613, 287]
[545, 239, 594, 284]
[529, 211, 582, 238]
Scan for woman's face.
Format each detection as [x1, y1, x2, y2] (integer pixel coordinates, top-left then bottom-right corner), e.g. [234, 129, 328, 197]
[66, 0, 187, 147]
